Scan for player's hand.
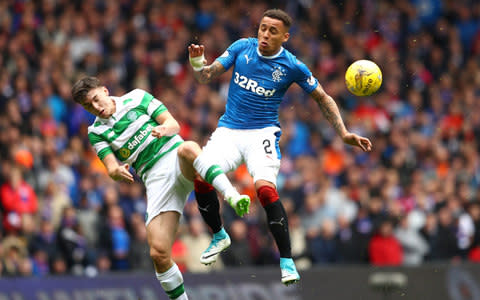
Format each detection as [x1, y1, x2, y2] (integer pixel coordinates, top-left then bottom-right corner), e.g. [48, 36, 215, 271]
[109, 164, 134, 182]
[188, 44, 205, 58]
[188, 44, 207, 71]
[342, 133, 372, 152]
[152, 125, 169, 138]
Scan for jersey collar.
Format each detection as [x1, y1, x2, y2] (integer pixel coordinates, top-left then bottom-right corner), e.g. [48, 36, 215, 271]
[256, 46, 284, 59]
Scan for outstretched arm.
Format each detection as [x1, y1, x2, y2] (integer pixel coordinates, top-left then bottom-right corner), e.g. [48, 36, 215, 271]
[310, 84, 372, 151]
[188, 44, 226, 84]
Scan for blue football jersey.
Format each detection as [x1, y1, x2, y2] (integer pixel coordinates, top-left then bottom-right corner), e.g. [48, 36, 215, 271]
[216, 38, 318, 129]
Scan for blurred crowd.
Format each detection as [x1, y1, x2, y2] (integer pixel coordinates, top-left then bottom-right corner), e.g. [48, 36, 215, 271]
[1, 0, 480, 277]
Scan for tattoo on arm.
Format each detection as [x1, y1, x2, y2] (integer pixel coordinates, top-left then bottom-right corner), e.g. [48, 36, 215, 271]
[311, 88, 347, 137]
[193, 61, 226, 84]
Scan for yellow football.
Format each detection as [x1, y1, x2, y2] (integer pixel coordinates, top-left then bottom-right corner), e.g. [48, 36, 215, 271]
[345, 60, 382, 96]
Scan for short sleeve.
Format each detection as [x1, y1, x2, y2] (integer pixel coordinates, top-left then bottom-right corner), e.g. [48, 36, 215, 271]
[88, 132, 113, 160]
[136, 89, 167, 119]
[215, 38, 249, 70]
[294, 59, 318, 94]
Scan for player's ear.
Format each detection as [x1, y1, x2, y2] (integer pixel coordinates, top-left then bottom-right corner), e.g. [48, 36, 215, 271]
[103, 86, 109, 96]
[283, 32, 290, 43]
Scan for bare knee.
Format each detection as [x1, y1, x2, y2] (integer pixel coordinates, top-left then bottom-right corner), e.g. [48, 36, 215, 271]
[150, 241, 171, 271]
[177, 141, 201, 162]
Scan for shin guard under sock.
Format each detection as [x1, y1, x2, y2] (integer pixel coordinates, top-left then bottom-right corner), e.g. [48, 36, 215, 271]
[156, 263, 188, 299]
[264, 200, 292, 258]
[194, 180, 222, 233]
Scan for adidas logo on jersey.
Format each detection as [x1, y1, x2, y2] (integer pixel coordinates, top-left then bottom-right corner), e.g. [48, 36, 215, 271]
[234, 72, 276, 97]
[127, 124, 153, 150]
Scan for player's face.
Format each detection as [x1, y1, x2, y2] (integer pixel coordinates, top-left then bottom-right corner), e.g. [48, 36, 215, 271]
[82, 86, 116, 118]
[257, 16, 290, 56]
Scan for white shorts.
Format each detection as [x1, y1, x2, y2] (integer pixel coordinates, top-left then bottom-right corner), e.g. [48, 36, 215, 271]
[202, 126, 282, 185]
[143, 147, 193, 226]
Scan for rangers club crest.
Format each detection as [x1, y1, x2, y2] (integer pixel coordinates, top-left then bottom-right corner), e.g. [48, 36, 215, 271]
[272, 66, 286, 82]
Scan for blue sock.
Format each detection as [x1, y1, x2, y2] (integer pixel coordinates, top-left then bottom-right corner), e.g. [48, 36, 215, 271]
[213, 227, 228, 240]
[280, 257, 294, 268]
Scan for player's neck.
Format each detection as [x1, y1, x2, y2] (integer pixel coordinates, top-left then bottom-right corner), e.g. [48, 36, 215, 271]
[257, 46, 284, 58]
[109, 98, 117, 119]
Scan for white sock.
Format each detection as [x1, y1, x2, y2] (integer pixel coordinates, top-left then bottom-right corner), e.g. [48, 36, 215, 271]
[193, 153, 238, 199]
[156, 263, 188, 300]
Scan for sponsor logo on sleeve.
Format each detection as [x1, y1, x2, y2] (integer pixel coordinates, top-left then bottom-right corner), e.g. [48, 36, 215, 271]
[220, 50, 229, 58]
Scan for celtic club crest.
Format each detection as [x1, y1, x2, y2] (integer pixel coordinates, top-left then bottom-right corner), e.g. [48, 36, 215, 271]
[127, 111, 137, 122]
[119, 148, 131, 159]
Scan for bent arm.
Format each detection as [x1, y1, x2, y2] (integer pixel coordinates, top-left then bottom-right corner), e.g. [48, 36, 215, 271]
[310, 84, 348, 138]
[188, 44, 227, 84]
[193, 60, 227, 84]
[152, 110, 180, 138]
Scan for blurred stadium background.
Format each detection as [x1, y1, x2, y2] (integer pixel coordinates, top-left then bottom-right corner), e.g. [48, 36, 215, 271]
[0, 0, 480, 299]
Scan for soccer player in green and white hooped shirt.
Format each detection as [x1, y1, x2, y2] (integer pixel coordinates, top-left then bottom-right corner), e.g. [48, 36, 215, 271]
[71, 76, 250, 300]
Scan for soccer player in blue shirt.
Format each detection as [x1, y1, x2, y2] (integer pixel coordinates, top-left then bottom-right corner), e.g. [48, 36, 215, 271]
[188, 8, 372, 285]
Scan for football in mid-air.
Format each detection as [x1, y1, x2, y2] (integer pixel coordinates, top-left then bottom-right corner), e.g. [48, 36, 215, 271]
[345, 60, 382, 96]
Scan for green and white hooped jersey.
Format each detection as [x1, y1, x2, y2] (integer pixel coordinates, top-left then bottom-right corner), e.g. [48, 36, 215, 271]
[87, 89, 183, 178]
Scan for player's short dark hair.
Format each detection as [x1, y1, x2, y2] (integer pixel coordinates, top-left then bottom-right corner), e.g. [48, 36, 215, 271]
[71, 76, 101, 104]
[262, 9, 292, 30]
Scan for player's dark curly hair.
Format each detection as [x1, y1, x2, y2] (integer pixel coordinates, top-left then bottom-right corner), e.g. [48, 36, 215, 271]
[71, 76, 102, 104]
[262, 9, 292, 30]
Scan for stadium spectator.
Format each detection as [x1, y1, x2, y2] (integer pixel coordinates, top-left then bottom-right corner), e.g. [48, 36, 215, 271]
[0, 166, 37, 214]
[95, 252, 112, 274]
[56, 206, 95, 275]
[335, 213, 370, 264]
[309, 218, 339, 264]
[368, 218, 403, 266]
[171, 234, 188, 274]
[28, 218, 59, 265]
[468, 202, 480, 262]
[30, 248, 50, 276]
[394, 214, 429, 266]
[1, 235, 29, 277]
[0, 166, 38, 235]
[128, 212, 154, 272]
[284, 199, 310, 269]
[49, 254, 68, 276]
[97, 205, 131, 271]
[222, 220, 254, 267]
[430, 204, 461, 261]
[38, 181, 71, 228]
